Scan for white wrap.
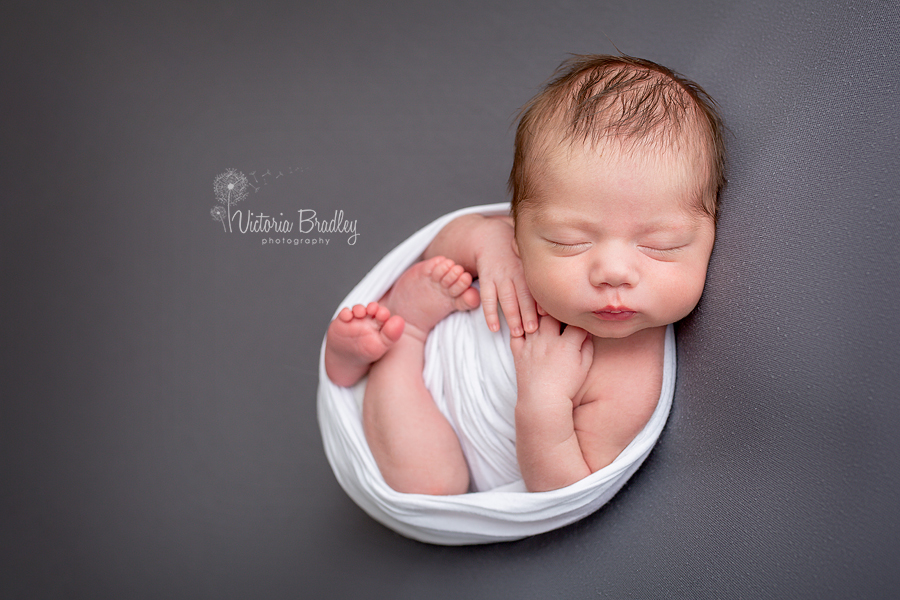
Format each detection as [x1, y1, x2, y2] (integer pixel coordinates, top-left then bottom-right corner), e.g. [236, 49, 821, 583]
[317, 203, 674, 545]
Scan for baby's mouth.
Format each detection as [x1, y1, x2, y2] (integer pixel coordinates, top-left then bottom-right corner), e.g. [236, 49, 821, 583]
[593, 306, 636, 321]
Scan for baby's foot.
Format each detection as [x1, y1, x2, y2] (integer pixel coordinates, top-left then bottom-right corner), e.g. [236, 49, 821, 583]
[325, 302, 405, 387]
[381, 256, 481, 342]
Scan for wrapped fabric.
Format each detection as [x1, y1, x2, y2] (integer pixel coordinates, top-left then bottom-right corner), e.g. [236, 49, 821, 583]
[317, 203, 674, 544]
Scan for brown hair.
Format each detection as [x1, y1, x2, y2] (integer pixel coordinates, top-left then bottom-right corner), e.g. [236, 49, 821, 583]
[509, 54, 726, 222]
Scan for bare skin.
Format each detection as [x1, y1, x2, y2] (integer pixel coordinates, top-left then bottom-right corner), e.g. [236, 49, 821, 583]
[324, 256, 480, 494]
[423, 214, 538, 337]
[324, 302, 405, 387]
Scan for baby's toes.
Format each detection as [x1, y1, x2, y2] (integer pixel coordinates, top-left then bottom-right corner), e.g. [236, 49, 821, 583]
[351, 304, 369, 319]
[428, 256, 454, 283]
[457, 286, 481, 311]
[365, 302, 381, 317]
[372, 303, 392, 324]
[446, 270, 473, 297]
[380, 314, 405, 343]
[439, 263, 466, 288]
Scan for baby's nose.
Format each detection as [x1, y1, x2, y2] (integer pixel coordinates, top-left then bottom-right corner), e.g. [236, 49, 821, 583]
[588, 245, 639, 288]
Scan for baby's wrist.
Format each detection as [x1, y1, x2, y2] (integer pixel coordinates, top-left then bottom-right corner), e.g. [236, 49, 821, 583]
[474, 219, 514, 260]
[516, 379, 577, 406]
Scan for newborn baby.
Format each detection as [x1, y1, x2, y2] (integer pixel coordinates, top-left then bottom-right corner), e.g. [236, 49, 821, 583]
[325, 54, 725, 494]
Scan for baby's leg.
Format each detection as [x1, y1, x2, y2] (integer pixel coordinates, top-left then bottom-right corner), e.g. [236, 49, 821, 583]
[363, 256, 480, 495]
[324, 302, 405, 387]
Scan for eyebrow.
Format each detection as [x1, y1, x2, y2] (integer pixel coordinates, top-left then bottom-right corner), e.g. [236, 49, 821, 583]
[637, 220, 699, 234]
[535, 214, 699, 234]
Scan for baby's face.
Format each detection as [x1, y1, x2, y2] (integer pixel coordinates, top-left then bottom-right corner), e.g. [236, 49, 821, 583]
[513, 141, 715, 339]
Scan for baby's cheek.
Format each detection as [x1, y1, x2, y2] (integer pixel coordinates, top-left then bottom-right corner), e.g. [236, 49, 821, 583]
[672, 275, 708, 319]
[526, 282, 555, 314]
[522, 260, 566, 316]
[520, 266, 543, 301]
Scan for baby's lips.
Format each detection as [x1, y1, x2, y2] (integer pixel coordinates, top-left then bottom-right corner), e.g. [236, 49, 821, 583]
[593, 306, 637, 321]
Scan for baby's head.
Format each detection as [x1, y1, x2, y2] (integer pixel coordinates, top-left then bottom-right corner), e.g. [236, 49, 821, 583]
[509, 55, 726, 338]
[510, 54, 725, 224]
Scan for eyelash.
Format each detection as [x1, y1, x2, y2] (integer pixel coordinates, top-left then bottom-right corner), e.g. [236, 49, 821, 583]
[639, 245, 684, 256]
[549, 241, 590, 250]
[549, 241, 684, 255]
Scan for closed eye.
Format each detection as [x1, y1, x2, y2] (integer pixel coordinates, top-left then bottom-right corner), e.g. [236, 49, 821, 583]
[548, 240, 591, 252]
[639, 245, 684, 258]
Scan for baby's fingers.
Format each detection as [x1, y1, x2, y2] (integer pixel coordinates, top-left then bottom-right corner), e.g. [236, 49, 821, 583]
[515, 284, 539, 334]
[496, 281, 526, 337]
[561, 325, 594, 365]
[581, 333, 594, 363]
[560, 322, 589, 344]
[537, 313, 561, 334]
[509, 330, 525, 358]
[480, 284, 502, 333]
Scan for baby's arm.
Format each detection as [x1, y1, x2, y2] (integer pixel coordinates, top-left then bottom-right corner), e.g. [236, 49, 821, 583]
[510, 316, 595, 492]
[424, 214, 538, 337]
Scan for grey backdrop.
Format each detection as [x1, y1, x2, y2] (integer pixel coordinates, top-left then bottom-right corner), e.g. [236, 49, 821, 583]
[3, 0, 898, 598]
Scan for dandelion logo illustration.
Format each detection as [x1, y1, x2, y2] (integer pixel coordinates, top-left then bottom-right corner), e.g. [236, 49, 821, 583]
[210, 205, 227, 231]
[212, 168, 249, 232]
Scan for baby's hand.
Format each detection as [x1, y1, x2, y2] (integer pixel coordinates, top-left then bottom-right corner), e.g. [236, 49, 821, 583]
[474, 218, 538, 337]
[509, 315, 593, 404]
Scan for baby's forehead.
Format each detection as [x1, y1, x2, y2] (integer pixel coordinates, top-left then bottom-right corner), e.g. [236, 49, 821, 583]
[538, 137, 710, 205]
[524, 198, 704, 233]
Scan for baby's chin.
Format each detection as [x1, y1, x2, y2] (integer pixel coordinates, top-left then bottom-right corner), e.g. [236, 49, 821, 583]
[581, 320, 669, 340]
[550, 319, 637, 339]
[585, 327, 641, 339]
